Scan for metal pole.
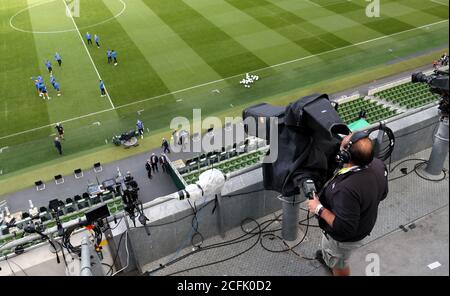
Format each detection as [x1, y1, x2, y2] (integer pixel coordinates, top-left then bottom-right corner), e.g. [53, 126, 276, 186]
[281, 195, 300, 242]
[215, 194, 225, 238]
[425, 116, 449, 175]
[80, 234, 93, 276]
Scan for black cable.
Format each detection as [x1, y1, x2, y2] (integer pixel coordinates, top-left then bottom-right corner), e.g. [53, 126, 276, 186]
[260, 211, 311, 255]
[102, 262, 113, 270]
[62, 225, 82, 256]
[187, 199, 204, 248]
[389, 158, 427, 173]
[165, 218, 263, 276]
[8, 258, 29, 276]
[106, 232, 125, 276]
[56, 241, 69, 270]
[149, 215, 283, 275]
[160, 210, 320, 276]
[388, 158, 447, 182]
[104, 217, 124, 231]
[134, 199, 216, 229]
[222, 188, 265, 198]
[28, 228, 61, 264]
[413, 162, 448, 182]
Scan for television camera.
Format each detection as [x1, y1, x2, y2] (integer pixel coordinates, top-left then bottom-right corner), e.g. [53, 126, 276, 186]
[412, 70, 449, 176]
[244, 94, 395, 241]
[412, 70, 449, 116]
[115, 169, 150, 234]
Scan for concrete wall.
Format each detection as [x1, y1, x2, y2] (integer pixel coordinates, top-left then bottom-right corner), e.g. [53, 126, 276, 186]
[385, 105, 440, 162]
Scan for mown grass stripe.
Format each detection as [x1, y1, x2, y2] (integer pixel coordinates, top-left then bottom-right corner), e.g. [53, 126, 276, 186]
[184, 0, 312, 66]
[105, 0, 222, 93]
[225, 0, 352, 54]
[399, 0, 450, 19]
[142, 0, 271, 78]
[314, 0, 417, 36]
[0, 0, 51, 137]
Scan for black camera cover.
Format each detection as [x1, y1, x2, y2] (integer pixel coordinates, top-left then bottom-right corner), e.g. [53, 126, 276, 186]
[245, 94, 349, 196]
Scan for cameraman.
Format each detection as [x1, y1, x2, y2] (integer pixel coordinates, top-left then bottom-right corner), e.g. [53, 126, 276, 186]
[307, 132, 388, 276]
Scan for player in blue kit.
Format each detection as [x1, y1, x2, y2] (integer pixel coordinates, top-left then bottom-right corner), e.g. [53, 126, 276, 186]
[40, 83, 50, 100]
[100, 80, 106, 97]
[111, 50, 118, 66]
[55, 52, 62, 67]
[52, 81, 61, 97]
[86, 32, 92, 45]
[94, 34, 100, 48]
[107, 50, 112, 64]
[45, 60, 52, 74]
[31, 76, 44, 96]
[50, 75, 61, 96]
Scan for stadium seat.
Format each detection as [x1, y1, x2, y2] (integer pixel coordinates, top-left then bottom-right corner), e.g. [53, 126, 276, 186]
[35, 180, 45, 191]
[74, 168, 83, 179]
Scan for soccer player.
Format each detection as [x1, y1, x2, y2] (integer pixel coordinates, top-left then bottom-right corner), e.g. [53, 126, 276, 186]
[111, 50, 118, 66]
[99, 80, 106, 97]
[52, 80, 61, 96]
[55, 52, 62, 67]
[40, 83, 50, 100]
[94, 34, 100, 48]
[55, 123, 64, 140]
[137, 120, 144, 139]
[32, 76, 42, 96]
[107, 50, 112, 64]
[45, 60, 52, 74]
[54, 137, 63, 155]
[86, 32, 92, 45]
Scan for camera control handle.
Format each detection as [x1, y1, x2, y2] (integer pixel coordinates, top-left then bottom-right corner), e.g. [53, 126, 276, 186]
[302, 179, 317, 200]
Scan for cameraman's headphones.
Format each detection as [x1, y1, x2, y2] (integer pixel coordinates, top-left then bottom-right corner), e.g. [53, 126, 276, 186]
[336, 131, 370, 164]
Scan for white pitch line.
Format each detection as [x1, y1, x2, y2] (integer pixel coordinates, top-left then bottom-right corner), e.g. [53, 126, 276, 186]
[304, 0, 322, 8]
[62, 0, 115, 109]
[0, 19, 448, 141]
[0, 108, 114, 141]
[430, 0, 449, 6]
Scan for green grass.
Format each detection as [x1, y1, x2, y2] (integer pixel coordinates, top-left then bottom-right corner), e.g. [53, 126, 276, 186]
[0, 0, 448, 182]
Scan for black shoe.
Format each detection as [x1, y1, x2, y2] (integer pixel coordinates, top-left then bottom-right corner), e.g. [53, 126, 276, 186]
[315, 250, 332, 273]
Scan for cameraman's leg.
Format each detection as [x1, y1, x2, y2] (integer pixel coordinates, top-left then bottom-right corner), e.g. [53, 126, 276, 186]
[321, 234, 362, 276]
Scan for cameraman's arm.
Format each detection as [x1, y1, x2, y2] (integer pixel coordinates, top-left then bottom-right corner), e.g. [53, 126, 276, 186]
[311, 189, 360, 238]
[319, 208, 335, 227]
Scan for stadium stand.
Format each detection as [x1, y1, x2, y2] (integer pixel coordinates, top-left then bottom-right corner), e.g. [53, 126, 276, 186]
[337, 97, 398, 124]
[374, 82, 440, 109]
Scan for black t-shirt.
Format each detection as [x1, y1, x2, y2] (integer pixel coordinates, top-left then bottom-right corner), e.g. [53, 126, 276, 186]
[318, 158, 388, 242]
[56, 126, 64, 134]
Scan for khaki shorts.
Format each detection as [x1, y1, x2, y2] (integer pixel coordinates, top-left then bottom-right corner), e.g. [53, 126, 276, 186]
[321, 233, 364, 269]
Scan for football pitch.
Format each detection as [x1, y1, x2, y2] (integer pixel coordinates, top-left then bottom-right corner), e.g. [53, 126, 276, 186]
[0, 0, 448, 179]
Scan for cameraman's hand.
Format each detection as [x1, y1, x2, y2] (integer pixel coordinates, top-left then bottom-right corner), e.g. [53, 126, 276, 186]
[307, 193, 321, 213]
